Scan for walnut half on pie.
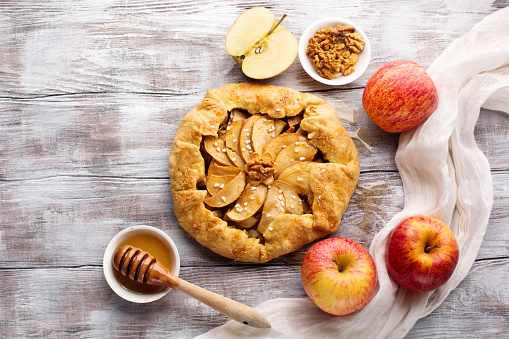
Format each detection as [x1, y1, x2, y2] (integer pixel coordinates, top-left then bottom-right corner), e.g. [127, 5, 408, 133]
[169, 83, 359, 263]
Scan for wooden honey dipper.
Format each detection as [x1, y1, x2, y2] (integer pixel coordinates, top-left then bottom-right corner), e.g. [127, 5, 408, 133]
[113, 245, 271, 328]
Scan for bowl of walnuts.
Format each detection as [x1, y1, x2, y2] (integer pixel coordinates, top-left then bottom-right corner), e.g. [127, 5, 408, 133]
[299, 18, 371, 85]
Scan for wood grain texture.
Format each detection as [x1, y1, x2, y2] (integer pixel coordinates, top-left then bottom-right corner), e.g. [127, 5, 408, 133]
[1, 260, 507, 338]
[0, 0, 500, 97]
[1, 0, 508, 337]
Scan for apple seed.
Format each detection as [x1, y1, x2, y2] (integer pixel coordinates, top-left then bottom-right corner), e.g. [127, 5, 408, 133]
[244, 14, 287, 58]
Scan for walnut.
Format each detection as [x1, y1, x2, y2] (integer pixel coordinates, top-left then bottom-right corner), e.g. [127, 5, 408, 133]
[245, 152, 278, 186]
[306, 24, 364, 79]
[331, 25, 355, 37]
[306, 43, 320, 57]
[345, 32, 365, 53]
[343, 66, 355, 76]
[346, 52, 359, 66]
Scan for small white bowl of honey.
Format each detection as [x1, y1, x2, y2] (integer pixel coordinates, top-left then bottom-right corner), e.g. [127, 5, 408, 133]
[103, 225, 180, 303]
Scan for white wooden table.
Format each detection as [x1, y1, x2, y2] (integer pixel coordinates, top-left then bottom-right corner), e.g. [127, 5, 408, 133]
[1, 1, 508, 337]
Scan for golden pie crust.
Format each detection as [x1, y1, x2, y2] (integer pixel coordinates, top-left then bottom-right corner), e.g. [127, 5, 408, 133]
[169, 83, 359, 263]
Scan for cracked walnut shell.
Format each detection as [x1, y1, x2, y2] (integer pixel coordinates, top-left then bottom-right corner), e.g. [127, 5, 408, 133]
[169, 83, 359, 263]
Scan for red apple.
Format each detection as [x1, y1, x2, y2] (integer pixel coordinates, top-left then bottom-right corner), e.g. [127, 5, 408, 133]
[362, 60, 438, 133]
[301, 237, 377, 316]
[386, 215, 459, 293]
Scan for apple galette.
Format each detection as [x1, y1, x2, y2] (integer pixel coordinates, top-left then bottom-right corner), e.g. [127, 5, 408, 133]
[169, 83, 359, 263]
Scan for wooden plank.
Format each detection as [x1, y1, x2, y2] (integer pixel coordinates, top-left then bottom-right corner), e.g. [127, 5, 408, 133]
[0, 94, 189, 180]
[1, 171, 508, 269]
[0, 265, 306, 338]
[408, 258, 509, 338]
[0, 91, 398, 182]
[0, 1, 499, 97]
[1, 93, 508, 182]
[1, 258, 507, 338]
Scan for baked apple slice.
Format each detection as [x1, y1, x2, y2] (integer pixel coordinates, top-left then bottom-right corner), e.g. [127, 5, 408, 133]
[206, 173, 236, 195]
[251, 116, 276, 154]
[279, 169, 312, 196]
[238, 214, 260, 228]
[274, 180, 303, 215]
[204, 136, 235, 166]
[230, 108, 250, 122]
[278, 161, 312, 179]
[287, 115, 302, 127]
[204, 171, 246, 208]
[224, 120, 246, 168]
[263, 133, 309, 156]
[208, 161, 242, 177]
[239, 114, 262, 163]
[258, 185, 285, 233]
[273, 118, 287, 136]
[226, 183, 268, 221]
[274, 140, 317, 176]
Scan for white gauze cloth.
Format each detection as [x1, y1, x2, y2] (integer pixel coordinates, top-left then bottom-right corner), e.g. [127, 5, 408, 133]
[197, 7, 509, 338]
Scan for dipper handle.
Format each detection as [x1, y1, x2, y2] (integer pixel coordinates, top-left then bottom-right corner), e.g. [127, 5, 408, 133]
[113, 245, 271, 329]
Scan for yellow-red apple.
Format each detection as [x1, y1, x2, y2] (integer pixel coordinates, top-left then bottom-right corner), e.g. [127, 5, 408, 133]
[301, 237, 377, 316]
[386, 215, 459, 293]
[362, 60, 438, 133]
[225, 7, 298, 79]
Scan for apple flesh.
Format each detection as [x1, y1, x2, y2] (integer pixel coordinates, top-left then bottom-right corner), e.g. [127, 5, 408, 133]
[301, 237, 377, 316]
[386, 215, 459, 293]
[225, 7, 298, 79]
[362, 60, 439, 133]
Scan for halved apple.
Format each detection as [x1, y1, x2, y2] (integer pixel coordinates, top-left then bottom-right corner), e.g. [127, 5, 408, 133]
[226, 183, 268, 221]
[225, 8, 274, 61]
[225, 7, 298, 79]
[204, 136, 235, 166]
[203, 171, 246, 208]
[240, 30, 298, 79]
[263, 133, 308, 156]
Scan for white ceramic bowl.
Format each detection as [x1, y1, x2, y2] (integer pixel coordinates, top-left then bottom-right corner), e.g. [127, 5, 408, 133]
[103, 225, 180, 303]
[299, 18, 371, 85]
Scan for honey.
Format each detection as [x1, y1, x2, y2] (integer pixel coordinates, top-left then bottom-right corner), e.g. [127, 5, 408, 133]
[113, 232, 173, 294]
